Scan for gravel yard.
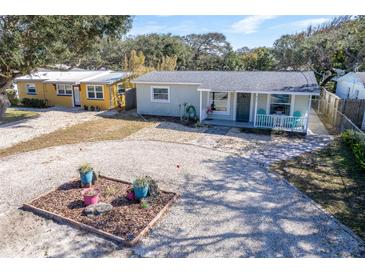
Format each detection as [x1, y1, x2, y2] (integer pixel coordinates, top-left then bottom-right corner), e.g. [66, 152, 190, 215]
[127, 122, 333, 166]
[0, 137, 363, 257]
[0, 107, 99, 149]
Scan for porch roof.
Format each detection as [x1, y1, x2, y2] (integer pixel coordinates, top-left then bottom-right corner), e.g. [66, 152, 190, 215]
[133, 71, 320, 94]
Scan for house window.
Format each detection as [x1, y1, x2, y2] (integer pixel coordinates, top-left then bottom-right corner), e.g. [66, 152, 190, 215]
[117, 84, 125, 94]
[57, 84, 73, 96]
[270, 94, 291, 115]
[87, 85, 104, 99]
[151, 86, 170, 103]
[208, 92, 229, 114]
[26, 83, 36, 94]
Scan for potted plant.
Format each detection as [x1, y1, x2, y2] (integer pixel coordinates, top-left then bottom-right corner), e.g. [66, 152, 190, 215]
[206, 106, 214, 120]
[81, 188, 100, 206]
[132, 176, 151, 200]
[78, 163, 94, 187]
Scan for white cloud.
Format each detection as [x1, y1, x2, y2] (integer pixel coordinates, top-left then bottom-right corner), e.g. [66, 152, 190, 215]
[270, 17, 331, 31]
[130, 20, 212, 36]
[230, 15, 278, 34]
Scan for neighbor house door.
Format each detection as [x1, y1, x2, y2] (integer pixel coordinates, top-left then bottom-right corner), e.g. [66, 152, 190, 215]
[236, 93, 251, 122]
[73, 86, 81, 107]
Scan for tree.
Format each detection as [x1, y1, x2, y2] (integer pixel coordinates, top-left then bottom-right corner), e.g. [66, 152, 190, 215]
[239, 47, 276, 70]
[0, 15, 132, 117]
[184, 33, 232, 70]
[273, 34, 305, 70]
[127, 50, 154, 77]
[122, 33, 191, 70]
[158, 55, 177, 71]
[0, 15, 133, 90]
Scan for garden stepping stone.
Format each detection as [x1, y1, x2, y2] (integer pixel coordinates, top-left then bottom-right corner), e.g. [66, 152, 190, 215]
[84, 202, 113, 217]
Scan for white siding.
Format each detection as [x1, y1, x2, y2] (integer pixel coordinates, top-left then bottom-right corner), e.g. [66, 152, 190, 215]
[136, 83, 201, 117]
[336, 73, 365, 99]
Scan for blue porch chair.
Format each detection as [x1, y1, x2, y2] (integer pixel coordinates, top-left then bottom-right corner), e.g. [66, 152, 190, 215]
[256, 108, 270, 127]
[290, 111, 302, 128]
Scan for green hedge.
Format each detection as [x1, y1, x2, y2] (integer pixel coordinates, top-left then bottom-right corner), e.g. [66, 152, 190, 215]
[21, 98, 48, 108]
[342, 130, 365, 171]
[5, 89, 20, 106]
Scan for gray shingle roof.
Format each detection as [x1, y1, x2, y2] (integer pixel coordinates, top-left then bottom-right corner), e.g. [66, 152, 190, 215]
[133, 71, 320, 93]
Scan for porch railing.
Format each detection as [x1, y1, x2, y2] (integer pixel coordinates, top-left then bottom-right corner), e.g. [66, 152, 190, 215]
[255, 114, 308, 132]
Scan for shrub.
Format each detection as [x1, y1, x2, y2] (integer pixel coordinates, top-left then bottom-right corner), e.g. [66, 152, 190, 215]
[89, 105, 95, 111]
[133, 175, 153, 188]
[342, 130, 365, 171]
[6, 89, 20, 106]
[21, 98, 47, 108]
[78, 163, 93, 174]
[83, 105, 88, 111]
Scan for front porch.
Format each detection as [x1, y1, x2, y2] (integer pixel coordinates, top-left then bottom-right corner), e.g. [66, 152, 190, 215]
[199, 90, 312, 133]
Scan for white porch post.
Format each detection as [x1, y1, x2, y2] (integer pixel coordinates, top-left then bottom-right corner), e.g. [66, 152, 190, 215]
[233, 92, 237, 121]
[305, 95, 312, 132]
[362, 110, 365, 130]
[290, 94, 295, 116]
[199, 90, 203, 122]
[253, 93, 258, 127]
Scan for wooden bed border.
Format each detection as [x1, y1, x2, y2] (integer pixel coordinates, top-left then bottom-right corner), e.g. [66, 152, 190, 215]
[22, 175, 178, 246]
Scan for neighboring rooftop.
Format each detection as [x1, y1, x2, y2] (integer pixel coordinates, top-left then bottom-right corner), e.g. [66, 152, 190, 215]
[81, 72, 131, 84]
[133, 71, 320, 93]
[355, 72, 365, 84]
[15, 70, 130, 84]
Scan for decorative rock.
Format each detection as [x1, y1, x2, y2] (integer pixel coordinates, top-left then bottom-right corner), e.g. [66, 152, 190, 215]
[84, 202, 113, 217]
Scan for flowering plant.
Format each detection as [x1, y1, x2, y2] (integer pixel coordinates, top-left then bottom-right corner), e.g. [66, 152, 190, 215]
[206, 107, 214, 114]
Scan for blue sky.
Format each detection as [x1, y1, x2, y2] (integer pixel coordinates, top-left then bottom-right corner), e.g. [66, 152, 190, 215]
[129, 15, 337, 49]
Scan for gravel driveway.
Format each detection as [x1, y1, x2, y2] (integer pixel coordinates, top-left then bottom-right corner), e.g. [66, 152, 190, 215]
[0, 107, 99, 149]
[0, 138, 363, 257]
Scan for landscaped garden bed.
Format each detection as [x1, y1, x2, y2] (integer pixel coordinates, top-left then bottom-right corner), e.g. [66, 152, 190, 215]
[23, 175, 177, 246]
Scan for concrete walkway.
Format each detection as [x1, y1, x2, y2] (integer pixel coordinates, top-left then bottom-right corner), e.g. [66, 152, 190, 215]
[308, 107, 329, 135]
[0, 138, 362, 257]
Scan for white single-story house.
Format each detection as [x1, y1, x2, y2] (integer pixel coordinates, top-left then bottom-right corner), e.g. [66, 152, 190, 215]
[132, 71, 320, 133]
[334, 72, 365, 99]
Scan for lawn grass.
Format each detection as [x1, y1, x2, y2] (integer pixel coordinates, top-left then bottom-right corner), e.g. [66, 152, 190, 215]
[0, 113, 155, 158]
[271, 138, 365, 240]
[0, 108, 39, 125]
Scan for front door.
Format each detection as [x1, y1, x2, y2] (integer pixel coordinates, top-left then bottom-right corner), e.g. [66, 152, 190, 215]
[73, 86, 81, 107]
[236, 93, 251, 122]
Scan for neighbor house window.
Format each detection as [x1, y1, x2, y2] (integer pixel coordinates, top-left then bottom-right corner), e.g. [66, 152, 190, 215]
[57, 84, 73, 96]
[26, 83, 36, 94]
[151, 86, 170, 103]
[208, 92, 230, 114]
[117, 84, 125, 94]
[87, 85, 104, 99]
[270, 94, 291, 115]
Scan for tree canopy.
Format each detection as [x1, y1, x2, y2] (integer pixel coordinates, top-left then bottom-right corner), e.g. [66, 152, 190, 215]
[0, 15, 133, 89]
[2, 15, 365, 86]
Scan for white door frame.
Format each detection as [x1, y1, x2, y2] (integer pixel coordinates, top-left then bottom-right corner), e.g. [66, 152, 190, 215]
[72, 85, 81, 107]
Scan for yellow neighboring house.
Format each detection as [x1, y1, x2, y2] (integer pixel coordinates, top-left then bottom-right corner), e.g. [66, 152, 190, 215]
[15, 70, 135, 110]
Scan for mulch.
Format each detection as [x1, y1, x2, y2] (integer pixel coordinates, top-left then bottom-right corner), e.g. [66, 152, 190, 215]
[27, 176, 176, 243]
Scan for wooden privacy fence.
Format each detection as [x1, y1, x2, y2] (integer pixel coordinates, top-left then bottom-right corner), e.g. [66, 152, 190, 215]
[317, 89, 365, 130]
